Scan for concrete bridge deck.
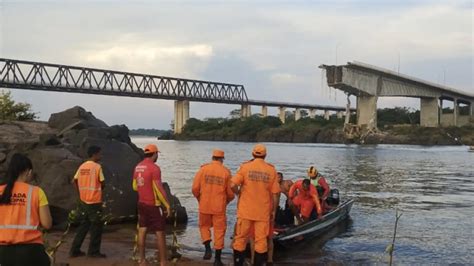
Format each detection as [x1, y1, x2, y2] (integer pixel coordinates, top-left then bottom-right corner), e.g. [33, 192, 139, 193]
[320, 61, 473, 128]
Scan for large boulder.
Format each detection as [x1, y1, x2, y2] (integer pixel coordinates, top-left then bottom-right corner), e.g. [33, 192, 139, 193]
[0, 107, 187, 226]
[48, 106, 108, 131]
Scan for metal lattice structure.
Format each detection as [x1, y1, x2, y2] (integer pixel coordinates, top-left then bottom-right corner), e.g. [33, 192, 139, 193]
[0, 58, 248, 104]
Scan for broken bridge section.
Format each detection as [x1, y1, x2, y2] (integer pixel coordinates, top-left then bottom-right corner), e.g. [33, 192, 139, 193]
[320, 61, 474, 128]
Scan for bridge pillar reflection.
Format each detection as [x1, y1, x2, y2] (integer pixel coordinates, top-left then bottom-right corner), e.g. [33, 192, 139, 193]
[241, 104, 251, 118]
[261, 106, 268, 117]
[278, 107, 286, 124]
[295, 108, 301, 121]
[420, 98, 439, 127]
[309, 109, 316, 119]
[324, 110, 330, 120]
[357, 95, 377, 129]
[174, 100, 189, 134]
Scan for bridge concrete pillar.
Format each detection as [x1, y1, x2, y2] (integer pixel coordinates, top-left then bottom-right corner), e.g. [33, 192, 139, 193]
[337, 111, 343, 119]
[357, 95, 377, 129]
[453, 99, 458, 127]
[309, 109, 316, 119]
[278, 107, 286, 124]
[324, 110, 330, 120]
[261, 106, 268, 117]
[295, 108, 301, 121]
[174, 100, 190, 134]
[241, 104, 251, 118]
[420, 98, 439, 127]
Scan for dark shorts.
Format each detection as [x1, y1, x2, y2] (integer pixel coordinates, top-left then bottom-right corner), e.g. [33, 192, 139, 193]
[138, 203, 166, 232]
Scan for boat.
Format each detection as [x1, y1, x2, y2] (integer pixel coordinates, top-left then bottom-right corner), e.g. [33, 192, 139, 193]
[273, 199, 354, 248]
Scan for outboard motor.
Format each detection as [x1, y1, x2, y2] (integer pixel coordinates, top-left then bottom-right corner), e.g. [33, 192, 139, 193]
[327, 189, 340, 206]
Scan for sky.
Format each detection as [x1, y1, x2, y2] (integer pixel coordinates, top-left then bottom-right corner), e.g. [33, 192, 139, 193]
[1, 0, 472, 129]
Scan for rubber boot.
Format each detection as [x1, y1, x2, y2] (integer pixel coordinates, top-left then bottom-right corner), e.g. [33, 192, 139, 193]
[254, 252, 267, 266]
[213, 249, 223, 266]
[203, 240, 212, 260]
[233, 249, 245, 266]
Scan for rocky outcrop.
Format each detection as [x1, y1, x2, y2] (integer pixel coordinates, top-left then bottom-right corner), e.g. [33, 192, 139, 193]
[0, 106, 187, 226]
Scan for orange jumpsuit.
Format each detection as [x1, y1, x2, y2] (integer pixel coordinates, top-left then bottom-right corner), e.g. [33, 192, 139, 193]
[192, 161, 234, 250]
[232, 159, 280, 253]
[289, 180, 322, 218]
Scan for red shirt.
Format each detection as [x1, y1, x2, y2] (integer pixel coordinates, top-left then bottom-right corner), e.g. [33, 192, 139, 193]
[132, 158, 169, 208]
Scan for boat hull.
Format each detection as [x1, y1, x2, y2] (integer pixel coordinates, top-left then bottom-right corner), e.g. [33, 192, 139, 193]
[273, 199, 354, 248]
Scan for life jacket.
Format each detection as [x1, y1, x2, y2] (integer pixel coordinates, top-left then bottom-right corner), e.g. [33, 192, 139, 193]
[0, 182, 43, 245]
[77, 161, 102, 204]
[308, 174, 322, 187]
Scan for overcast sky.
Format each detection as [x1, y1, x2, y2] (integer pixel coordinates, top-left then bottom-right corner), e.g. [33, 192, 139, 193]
[1, 0, 472, 129]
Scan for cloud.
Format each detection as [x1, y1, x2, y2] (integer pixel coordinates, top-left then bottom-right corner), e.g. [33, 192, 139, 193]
[1, 1, 472, 128]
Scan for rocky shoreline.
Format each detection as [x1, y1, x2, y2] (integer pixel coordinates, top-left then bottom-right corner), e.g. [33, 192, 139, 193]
[174, 124, 474, 146]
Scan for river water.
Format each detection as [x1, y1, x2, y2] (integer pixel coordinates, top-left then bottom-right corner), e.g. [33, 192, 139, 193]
[132, 138, 474, 265]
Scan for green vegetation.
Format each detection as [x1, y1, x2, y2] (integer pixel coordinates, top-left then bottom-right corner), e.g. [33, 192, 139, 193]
[377, 107, 420, 128]
[129, 128, 173, 139]
[0, 90, 37, 121]
[176, 114, 348, 142]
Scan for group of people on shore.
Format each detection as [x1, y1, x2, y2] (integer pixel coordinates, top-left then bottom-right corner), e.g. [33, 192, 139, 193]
[0, 143, 332, 266]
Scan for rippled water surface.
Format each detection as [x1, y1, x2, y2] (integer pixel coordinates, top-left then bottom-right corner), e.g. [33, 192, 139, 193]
[132, 138, 474, 265]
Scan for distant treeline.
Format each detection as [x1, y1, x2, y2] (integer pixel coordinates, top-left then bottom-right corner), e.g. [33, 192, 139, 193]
[177, 107, 424, 140]
[129, 128, 173, 139]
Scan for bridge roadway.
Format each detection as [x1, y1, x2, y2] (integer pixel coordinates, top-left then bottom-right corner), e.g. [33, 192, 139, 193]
[320, 61, 474, 128]
[0, 58, 352, 133]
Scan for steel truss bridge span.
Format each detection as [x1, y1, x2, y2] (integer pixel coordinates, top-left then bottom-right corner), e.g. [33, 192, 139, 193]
[0, 58, 248, 104]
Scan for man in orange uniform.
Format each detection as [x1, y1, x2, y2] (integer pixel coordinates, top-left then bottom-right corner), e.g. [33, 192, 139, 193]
[231, 144, 280, 266]
[133, 144, 170, 266]
[70, 146, 106, 258]
[192, 149, 234, 266]
[289, 179, 323, 224]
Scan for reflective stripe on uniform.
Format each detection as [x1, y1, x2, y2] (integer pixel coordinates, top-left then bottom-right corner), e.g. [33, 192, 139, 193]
[79, 187, 102, 191]
[0, 185, 38, 231]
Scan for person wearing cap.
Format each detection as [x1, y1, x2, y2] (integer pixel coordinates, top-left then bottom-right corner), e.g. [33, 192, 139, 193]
[132, 144, 170, 266]
[288, 179, 323, 224]
[231, 144, 280, 266]
[192, 149, 234, 266]
[70, 145, 106, 258]
[306, 166, 330, 211]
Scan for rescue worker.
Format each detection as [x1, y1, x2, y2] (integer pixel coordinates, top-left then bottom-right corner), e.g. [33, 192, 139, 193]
[231, 144, 280, 266]
[0, 153, 52, 266]
[70, 146, 106, 258]
[192, 149, 234, 266]
[307, 166, 330, 211]
[288, 179, 323, 224]
[307, 166, 330, 199]
[132, 144, 170, 266]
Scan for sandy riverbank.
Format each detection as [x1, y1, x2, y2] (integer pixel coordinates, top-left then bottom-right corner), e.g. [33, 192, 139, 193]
[48, 224, 227, 266]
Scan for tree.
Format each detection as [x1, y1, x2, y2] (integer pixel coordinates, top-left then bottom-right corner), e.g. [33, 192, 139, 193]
[229, 109, 241, 119]
[0, 90, 37, 121]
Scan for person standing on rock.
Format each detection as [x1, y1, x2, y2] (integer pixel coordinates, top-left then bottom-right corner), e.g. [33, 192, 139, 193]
[192, 149, 235, 266]
[69, 145, 106, 258]
[0, 153, 53, 266]
[132, 144, 170, 266]
[231, 144, 280, 266]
